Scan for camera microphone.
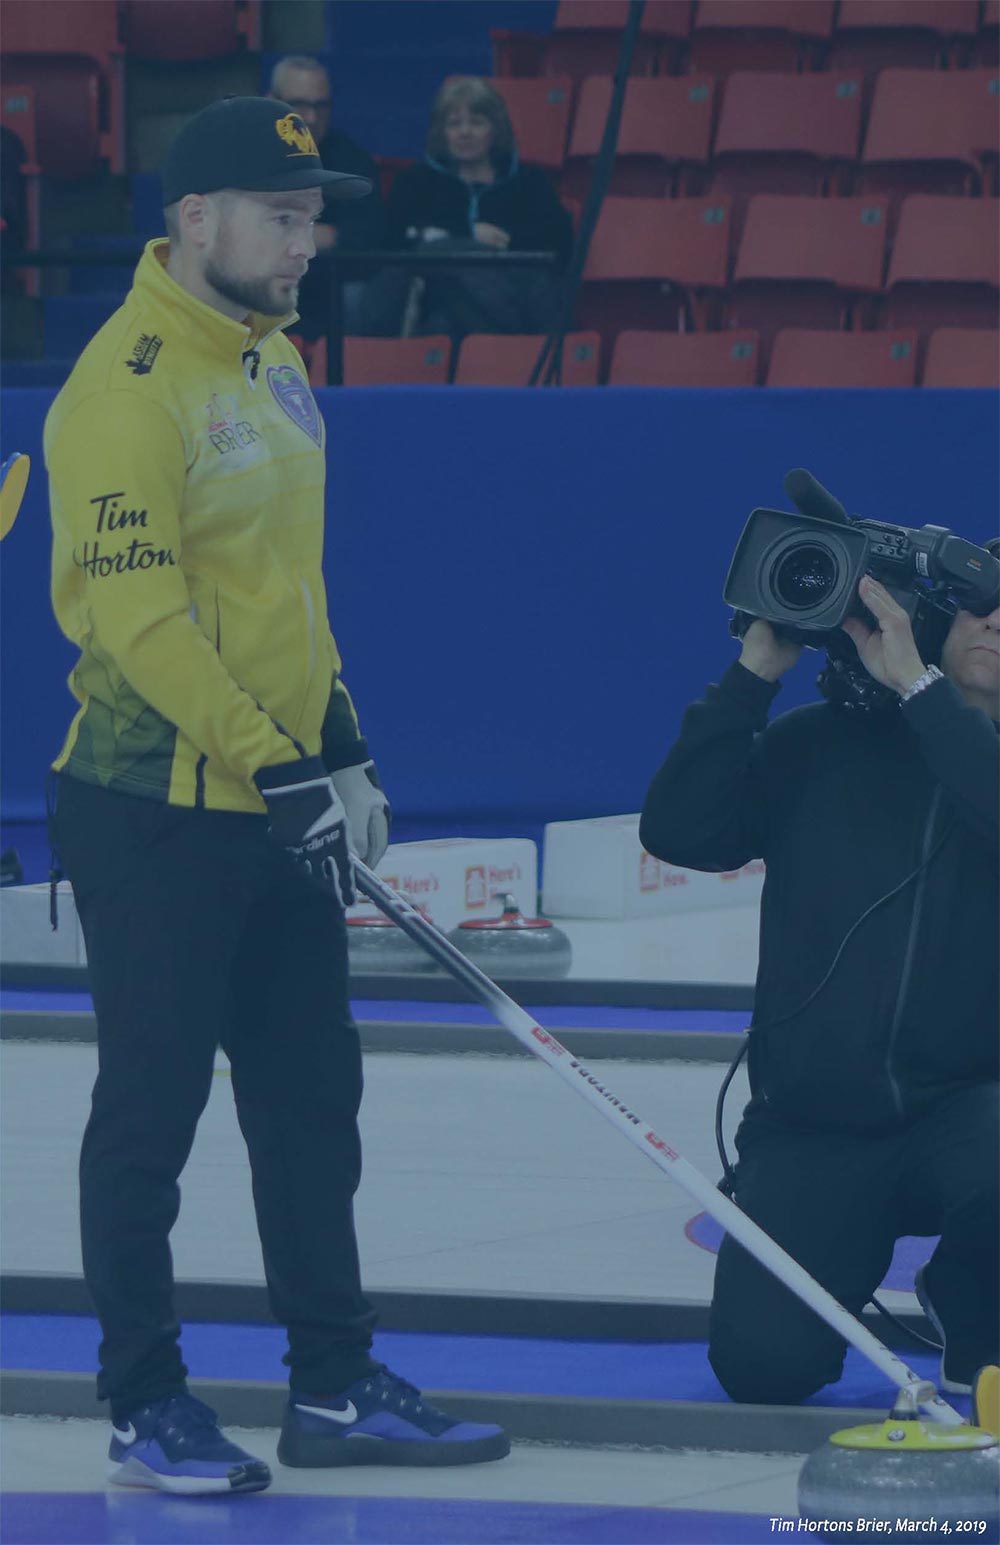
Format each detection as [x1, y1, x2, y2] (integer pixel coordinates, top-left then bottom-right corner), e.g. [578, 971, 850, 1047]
[783, 468, 850, 526]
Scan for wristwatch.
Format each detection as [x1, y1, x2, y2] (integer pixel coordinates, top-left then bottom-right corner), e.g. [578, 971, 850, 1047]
[900, 665, 945, 702]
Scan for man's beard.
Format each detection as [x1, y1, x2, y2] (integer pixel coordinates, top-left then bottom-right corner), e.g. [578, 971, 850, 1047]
[204, 256, 296, 318]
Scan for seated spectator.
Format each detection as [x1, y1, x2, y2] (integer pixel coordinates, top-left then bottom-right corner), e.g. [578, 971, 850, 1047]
[268, 54, 383, 338]
[363, 77, 573, 340]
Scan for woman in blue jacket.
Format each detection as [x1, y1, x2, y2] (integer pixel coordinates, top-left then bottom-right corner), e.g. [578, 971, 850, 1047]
[367, 77, 573, 338]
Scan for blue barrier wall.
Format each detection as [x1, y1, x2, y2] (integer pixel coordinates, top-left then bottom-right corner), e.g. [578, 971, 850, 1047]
[2, 387, 996, 824]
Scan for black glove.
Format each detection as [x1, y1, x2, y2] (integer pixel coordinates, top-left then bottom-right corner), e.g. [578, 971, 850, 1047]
[254, 756, 356, 907]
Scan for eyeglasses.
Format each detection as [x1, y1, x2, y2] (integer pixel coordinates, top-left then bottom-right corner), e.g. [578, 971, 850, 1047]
[284, 99, 331, 113]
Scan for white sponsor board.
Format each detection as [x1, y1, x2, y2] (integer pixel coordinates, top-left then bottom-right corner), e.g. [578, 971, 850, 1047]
[350, 838, 538, 934]
[0, 881, 84, 965]
[542, 813, 764, 919]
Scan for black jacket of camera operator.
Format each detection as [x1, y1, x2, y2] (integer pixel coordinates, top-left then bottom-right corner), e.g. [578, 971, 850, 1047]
[640, 662, 999, 1133]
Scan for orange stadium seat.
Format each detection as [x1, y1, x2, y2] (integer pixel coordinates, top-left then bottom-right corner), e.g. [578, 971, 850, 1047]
[121, 0, 260, 61]
[563, 75, 716, 199]
[708, 71, 863, 199]
[489, 78, 572, 170]
[858, 69, 1000, 202]
[341, 337, 452, 387]
[491, 2, 692, 83]
[726, 194, 890, 361]
[453, 332, 600, 385]
[608, 329, 760, 385]
[1, 0, 124, 176]
[579, 196, 734, 361]
[687, 1, 835, 76]
[829, 1, 980, 77]
[922, 328, 1000, 388]
[971, 1, 1000, 68]
[1, 83, 41, 252]
[881, 196, 1000, 337]
[766, 328, 918, 386]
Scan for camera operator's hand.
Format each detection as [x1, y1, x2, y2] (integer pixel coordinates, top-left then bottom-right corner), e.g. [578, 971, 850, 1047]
[841, 577, 927, 696]
[739, 620, 804, 682]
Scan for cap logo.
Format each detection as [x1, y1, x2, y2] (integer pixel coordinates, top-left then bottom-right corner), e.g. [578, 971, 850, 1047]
[275, 113, 318, 158]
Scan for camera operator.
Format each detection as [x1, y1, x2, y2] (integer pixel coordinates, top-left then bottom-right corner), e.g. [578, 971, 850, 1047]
[639, 565, 999, 1406]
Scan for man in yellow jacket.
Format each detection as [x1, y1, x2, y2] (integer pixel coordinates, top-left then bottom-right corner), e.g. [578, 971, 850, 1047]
[46, 96, 508, 1495]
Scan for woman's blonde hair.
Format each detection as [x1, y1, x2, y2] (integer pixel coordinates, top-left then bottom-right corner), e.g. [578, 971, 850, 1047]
[426, 77, 516, 165]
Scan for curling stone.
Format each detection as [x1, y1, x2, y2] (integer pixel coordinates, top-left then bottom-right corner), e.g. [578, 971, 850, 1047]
[447, 894, 572, 979]
[798, 1382, 1000, 1541]
[346, 913, 438, 974]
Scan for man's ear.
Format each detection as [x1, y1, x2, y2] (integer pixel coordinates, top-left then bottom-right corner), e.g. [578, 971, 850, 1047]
[180, 194, 212, 249]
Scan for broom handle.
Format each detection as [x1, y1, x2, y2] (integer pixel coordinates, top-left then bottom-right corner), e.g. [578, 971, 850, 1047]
[353, 860, 964, 1427]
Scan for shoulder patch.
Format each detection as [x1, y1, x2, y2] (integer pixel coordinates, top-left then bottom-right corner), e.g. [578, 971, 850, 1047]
[124, 334, 163, 376]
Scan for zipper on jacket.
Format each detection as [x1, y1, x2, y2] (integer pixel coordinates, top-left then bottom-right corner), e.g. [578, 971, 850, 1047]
[300, 577, 317, 681]
[884, 786, 942, 1119]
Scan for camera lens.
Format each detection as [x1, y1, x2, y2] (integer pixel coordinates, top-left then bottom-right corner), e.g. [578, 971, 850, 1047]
[773, 544, 838, 610]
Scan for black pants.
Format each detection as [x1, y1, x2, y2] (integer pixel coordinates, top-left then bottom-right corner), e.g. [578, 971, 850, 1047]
[709, 1083, 999, 1404]
[51, 774, 378, 1422]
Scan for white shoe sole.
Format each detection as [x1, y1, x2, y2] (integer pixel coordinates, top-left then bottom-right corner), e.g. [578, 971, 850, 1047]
[108, 1457, 266, 1495]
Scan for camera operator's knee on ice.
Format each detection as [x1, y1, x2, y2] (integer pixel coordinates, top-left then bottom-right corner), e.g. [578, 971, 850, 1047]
[640, 485, 999, 1406]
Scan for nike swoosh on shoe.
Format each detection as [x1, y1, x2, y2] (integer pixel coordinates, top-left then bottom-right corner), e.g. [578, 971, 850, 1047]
[294, 1401, 358, 1425]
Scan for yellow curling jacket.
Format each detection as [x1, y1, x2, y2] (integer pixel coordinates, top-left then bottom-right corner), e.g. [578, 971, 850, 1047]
[46, 240, 367, 812]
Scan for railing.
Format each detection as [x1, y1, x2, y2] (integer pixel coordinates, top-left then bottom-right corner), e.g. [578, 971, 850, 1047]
[1, 246, 559, 386]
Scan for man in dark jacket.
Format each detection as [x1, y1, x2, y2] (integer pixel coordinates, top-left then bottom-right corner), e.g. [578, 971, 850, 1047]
[640, 570, 999, 1406]
[268, 56, 383, 337]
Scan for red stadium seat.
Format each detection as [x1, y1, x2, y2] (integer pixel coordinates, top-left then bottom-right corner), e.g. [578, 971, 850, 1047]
[688, 1, 835, 77]
[341, 337, 452, 387]
[491, 2, 692, 83]
[579, 196, 734, 362]
[563, 75, 716, 199]
[373, 157, 414, 202]
[858, 70, 999, 203]
[881, 196, 1000, 336]
[454, 332, 600, 385]
[922, 329, 1000, 387]
[708, 71, 863, 200]
[970, 1, 1000, 68]
[489, 78, 572, 169]
[121, 0, 260, 61]
[766, 328, 918, 386]
[608, 329, 760, 385]
[0, 83, 41, 257]
[1, 0, 124, 176]
[829, 2, 979, 77]
[726, 194, 890, 361]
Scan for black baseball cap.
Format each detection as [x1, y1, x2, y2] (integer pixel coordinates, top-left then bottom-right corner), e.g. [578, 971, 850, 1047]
[161, 96, 372, 206]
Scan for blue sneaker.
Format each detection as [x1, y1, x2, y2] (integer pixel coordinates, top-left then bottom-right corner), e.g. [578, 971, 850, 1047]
[108, 1394, 272, 1494]
[277, 1366, 510, 1467]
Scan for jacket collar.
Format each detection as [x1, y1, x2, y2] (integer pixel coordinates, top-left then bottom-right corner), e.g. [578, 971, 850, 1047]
[134, 239, 297, 361]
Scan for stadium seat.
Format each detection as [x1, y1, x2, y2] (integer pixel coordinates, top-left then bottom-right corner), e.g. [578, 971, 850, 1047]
[766, 328, 918, 386]
[608, 329, 760, 385]
[726, 195, 890, 362]
[563, 75, 716, 199]
[687, 1, 835, 77]
[829, 2, 980, 77]
[0, 0, 124, 175]
[579, 196, 734, 362]
[1, 84, 41, 251]
[341, 337, 452, 387]
[970, 1, 1000, 68]
[490, 78, 572, 170]
[708, 71, 863, 200]
[491, 2, 692, 84]
[857, 69, 1000, 203]
[922, 328, 1000, 388]
[881, 196, 1000, 336]
[373, 157, 414, 202]
[121, 0, 260, 60]
[454, 332, 600, 386]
